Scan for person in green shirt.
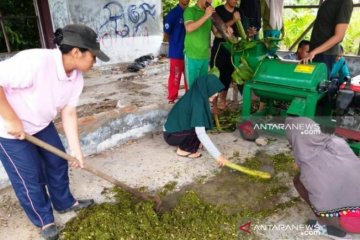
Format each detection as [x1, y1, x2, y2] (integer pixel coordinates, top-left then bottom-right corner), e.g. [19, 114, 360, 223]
[302, 0, 353, 79]
[183, 0, 229, 88]
[163, 74, 229, 166]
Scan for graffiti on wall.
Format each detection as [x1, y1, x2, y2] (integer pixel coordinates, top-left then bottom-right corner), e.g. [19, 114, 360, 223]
[98, 1, 157, 39]
[65, 0, 160, 42]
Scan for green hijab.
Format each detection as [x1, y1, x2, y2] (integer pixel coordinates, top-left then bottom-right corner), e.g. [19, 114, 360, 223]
[164, 74, 224, 133]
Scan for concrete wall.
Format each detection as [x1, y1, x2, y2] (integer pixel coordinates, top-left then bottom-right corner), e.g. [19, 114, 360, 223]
[48, 0, 163, 65]
[0, 107, 169, 190]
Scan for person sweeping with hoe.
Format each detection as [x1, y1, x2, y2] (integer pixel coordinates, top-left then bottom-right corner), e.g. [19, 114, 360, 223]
[0, 24, 110, 240]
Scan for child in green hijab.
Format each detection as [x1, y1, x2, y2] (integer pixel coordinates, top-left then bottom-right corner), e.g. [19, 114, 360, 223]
[163, 74, 229, 166]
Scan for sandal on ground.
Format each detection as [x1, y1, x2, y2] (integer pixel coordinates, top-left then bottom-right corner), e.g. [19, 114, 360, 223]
[58, 199, 94, 214]
[40, 224, 59, 240]
[176, 149, 202, 159]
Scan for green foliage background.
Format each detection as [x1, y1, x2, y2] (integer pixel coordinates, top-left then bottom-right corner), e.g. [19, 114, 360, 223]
[282, 7, 360, 55]
[0, 0, 41, 52]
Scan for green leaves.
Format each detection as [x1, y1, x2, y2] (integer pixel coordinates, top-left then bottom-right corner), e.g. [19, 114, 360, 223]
[231, 57, 254, 85]
[208, 66, 220, 78]
[61, 189, 240, 240]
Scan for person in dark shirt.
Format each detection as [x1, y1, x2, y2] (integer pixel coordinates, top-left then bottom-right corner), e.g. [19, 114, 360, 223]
[239, 0, 261, 40]
[210, 0, 241, 113]
[302, 0, 353, 78]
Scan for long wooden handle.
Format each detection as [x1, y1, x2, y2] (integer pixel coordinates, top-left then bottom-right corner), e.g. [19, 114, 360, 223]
[24, 134, 161, 208]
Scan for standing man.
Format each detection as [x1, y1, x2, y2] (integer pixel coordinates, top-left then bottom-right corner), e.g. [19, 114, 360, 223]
[164, 0, 190, 104]
[183, 0, 215, 88]
[301, 0, 353, 78]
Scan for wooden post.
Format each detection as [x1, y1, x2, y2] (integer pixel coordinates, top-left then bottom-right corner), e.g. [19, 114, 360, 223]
[0, 11, 11, 53]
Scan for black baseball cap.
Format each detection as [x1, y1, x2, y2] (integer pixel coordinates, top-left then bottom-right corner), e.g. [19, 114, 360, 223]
[62, 24, 110, 62]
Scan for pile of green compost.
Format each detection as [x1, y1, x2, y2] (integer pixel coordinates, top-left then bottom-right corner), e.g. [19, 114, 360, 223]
[61, 190, 240, 240]
[61, 153, 298, 239]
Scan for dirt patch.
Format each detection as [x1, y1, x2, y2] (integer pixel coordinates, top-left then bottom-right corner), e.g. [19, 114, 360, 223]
[76, 99, 118, 119]
[117, 81, 149, 91]
[0, 193, 22, 228]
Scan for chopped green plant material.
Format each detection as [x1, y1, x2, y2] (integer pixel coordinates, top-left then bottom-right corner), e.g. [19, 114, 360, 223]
[61, 152, 299, 240]
[272, 153, 296, 175]
[158, 181, 177, 197]
[210, 109, 241, 133]
[243, 156, 262, 170]
[61, 190, 240, 240]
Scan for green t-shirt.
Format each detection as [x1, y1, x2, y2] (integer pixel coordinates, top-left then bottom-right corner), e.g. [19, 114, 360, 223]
[310, 0, 353, 55]
[183, 5, 212, 60]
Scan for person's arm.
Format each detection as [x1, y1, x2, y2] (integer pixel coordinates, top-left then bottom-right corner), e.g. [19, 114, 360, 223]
[61, 105, 83, 168]
[212, 24, 234, 39]
[195, 126, 228, 166]
[225, 11, 240, 28]
[185, 6, 214, 33]
[302, 24, 349, 64]
[211, 26, 222, 38]
[0, 87, 25, 139]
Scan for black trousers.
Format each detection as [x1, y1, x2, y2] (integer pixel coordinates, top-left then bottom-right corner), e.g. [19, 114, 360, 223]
[163, 129, 200, 153]
[210, 40, 234, 91]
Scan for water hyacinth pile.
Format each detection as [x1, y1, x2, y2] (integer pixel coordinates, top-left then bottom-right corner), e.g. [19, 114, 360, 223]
[61, 190, 240, 240]
[61, 153, 299, 240]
